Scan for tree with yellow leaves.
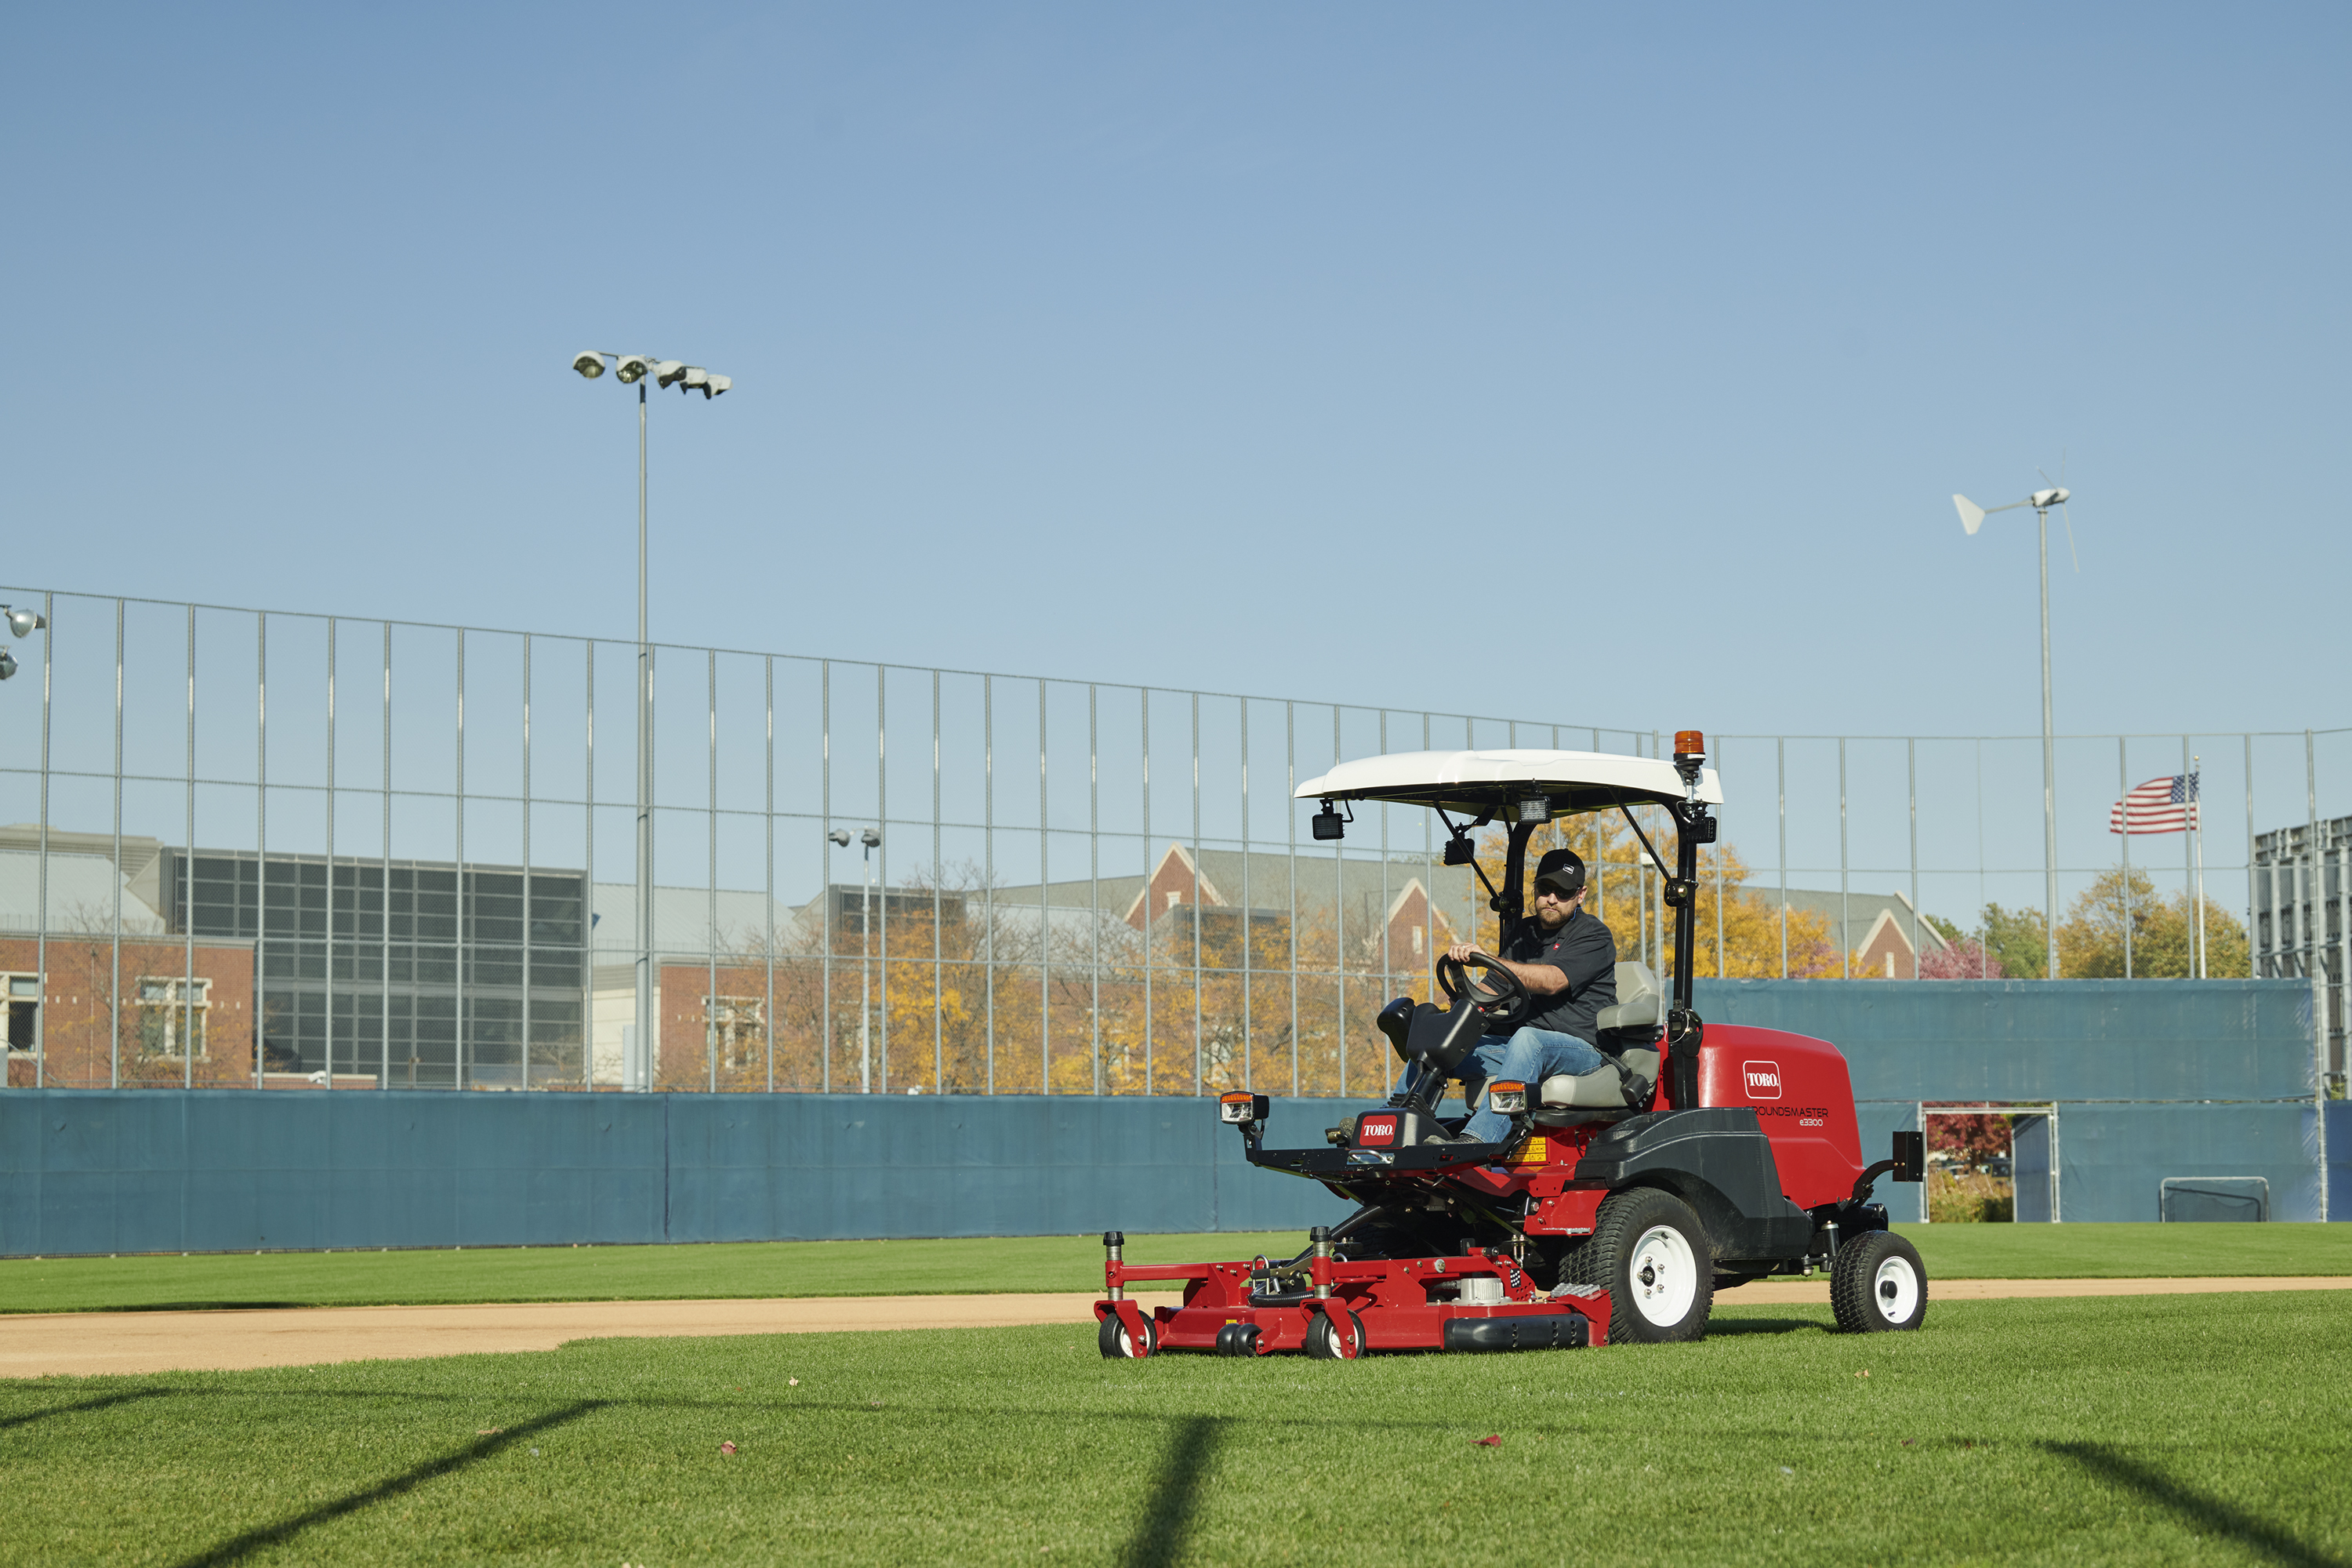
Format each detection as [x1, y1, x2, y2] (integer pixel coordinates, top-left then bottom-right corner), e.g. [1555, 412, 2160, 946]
[2056, 866, 2250, 978]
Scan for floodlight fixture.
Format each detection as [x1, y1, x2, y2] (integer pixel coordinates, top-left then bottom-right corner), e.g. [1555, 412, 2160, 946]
[571, 337, 733, 1087]
[828, 827, 853, 847]
[860, 827, 882, 849]
[0, 648, 16, 681]
[2, 606, 46, 638]
[1955, 476, 2079, 982]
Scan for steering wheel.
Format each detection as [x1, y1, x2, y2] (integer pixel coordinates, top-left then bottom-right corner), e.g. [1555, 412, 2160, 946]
[1434, 952, 1530, 1019]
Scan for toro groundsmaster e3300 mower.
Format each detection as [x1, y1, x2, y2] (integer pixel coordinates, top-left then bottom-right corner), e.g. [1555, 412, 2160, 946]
[1095, 731, 1927, 1360]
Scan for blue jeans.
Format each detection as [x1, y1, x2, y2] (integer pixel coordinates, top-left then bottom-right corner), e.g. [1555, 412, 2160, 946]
[1457, 1028, 1606, 1142]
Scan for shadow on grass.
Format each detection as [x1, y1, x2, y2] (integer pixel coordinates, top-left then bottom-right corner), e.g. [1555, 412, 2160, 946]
[1117, 1416, 1222, 1568]
[70, 1301, 318, 1314]
[2045, 1442, 2345, 1568]
[0, 1388, 169, 1432]
[169, 1399, 604, 1568]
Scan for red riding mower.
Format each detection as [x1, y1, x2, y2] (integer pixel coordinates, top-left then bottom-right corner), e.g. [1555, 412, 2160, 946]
[1096, 732, 1926, 1359]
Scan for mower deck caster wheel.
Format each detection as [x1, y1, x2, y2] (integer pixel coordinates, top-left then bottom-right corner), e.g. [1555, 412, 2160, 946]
[1214, 1323, 1261, 1357]
[1305, 1309, 1366, 1360]
[1098, 1313, 1160, 1359]
[1831, 1230, 1928, 1333]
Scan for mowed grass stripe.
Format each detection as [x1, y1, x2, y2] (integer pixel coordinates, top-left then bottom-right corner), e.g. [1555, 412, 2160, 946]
[0, 1294, 2345, 1566]
[8, 1222, 2351, 1316]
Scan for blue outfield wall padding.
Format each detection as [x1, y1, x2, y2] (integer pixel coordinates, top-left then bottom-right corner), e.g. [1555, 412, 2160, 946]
[2056, 1104, 2321, 1224]
[1690, 978, 2314, 1104]
[0, 982, 2329, 1253]
[0, 1091, 1374, 1257]
[2329, 1100, 2350, 1221]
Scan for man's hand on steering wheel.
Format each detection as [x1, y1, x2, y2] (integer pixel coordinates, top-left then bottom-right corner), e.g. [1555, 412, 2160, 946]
[1434, 948, 1530, 1018]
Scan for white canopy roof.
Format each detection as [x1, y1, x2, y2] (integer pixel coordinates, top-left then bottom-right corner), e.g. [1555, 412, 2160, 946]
[1293, 749, 1722, 816]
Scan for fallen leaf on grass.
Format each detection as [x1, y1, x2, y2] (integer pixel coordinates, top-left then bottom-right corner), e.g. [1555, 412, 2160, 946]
[1473, 1435, 1502, 1447]
[476, 1428, 504, 1436]
[1854, 1370, 1871, 1379]
[720, 1441, 738, 1455]
[1901, 1439, 1918, 1447]
[788, 1377, 800, 1386]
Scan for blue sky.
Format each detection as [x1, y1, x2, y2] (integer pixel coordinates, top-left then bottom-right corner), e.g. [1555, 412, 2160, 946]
[6, 2, 2346, 749]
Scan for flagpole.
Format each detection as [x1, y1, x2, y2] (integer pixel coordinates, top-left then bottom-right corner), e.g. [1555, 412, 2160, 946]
[2192, 753, 2206, 979]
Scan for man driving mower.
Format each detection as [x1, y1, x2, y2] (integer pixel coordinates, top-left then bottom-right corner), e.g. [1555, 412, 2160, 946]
[1425, 847, 1619, 1145]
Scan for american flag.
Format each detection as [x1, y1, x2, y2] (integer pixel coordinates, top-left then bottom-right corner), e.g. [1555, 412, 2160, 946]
[2110, 774, 2199, 834]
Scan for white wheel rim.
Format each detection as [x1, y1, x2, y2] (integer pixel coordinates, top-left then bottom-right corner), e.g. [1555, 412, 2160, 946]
[1872, 1256, 1920, 1323]
[1627, 1224, 1698, 1327]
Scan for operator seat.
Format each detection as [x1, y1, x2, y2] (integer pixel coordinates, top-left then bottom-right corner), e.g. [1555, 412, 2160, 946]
[1531, 961, 1664, 1124]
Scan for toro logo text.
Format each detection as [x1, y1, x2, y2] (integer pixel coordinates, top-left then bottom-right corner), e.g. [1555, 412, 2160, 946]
[1741, 1062, 1782, 1101]
[1358, 1115, 1398, 1147]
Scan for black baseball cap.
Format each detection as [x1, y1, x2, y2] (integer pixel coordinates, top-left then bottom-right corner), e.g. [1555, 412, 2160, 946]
[1533, 848, 1585, 896]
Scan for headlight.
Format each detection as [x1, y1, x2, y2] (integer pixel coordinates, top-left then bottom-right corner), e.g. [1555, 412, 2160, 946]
[1486, 1080, 1528, 1116]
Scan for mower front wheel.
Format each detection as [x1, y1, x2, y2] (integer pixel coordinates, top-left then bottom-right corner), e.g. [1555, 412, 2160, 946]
[1831, 1230, 1928, 1333]
[1305, 1308, 1367, 1360]
[1572, 1187, 1715, 1344]
[1098, 1312, 1160, 1359]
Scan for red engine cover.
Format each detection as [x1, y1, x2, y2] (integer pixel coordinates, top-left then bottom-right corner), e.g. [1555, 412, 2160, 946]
[1695, 1024, 1864, 1210]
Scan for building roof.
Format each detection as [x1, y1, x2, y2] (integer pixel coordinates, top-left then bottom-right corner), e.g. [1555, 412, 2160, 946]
[0, 848, 168, 935]
[988, 843, 1480, 927]
[1760, 887, 1953, 959]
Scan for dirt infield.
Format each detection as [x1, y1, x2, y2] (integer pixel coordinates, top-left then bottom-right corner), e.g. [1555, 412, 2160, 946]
[5, 1276, 2347, 1378]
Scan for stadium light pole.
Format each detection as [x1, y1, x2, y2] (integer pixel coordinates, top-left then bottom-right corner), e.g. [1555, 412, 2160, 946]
[829, 826, 883, 1091]
[573, 350, 731, 1087]
[1955, 485, 2071, 980]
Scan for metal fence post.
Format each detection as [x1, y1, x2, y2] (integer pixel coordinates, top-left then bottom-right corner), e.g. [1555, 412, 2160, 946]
[1777, 737, 1788, 980]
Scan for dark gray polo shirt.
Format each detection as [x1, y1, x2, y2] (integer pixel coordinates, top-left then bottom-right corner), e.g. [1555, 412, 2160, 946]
[1501, 907, 1618, 1042]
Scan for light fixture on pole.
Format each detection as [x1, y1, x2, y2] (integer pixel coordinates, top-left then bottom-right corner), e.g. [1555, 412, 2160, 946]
[0, 604, 47, 682]
[1954, 482, 2074, 980]
[828, 826, 884, 1092]
[573, 349, 732, 1091]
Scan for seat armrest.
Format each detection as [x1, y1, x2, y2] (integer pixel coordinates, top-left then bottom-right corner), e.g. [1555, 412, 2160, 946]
[1594, 995, 1660, 1033]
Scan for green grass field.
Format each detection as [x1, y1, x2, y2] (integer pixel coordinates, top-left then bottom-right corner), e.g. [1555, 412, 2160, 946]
[3, 1294, 2347, 1566]
[5, 1223, 2350, 1316]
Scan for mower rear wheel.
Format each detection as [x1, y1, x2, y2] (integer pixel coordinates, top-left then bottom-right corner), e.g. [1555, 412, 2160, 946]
[1305, 1308, 1367, 1360]
[1571, 1187, 1715, 1343]
[1098, 1312, 1160, 1359]
[1831, 1231, 1928, 1333]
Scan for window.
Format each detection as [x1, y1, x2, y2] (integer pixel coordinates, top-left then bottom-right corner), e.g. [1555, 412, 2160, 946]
[703, 996, 766, 1070]
[1166, 890, 1181, 912]
[137, 976, 212, 1059]
[2, 973, 36, 1054]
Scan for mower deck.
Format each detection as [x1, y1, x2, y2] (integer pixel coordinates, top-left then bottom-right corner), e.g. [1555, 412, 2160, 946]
[1094, 1238, 1611, 1358]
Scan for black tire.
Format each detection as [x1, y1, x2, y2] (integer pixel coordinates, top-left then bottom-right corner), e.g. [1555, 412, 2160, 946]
[1567, 1187, 1715, 1344]
[1831, 1231, 1928, 1333]
[1098, 1312, 1158, 1359]
[1305, 1309, 1366, 1360]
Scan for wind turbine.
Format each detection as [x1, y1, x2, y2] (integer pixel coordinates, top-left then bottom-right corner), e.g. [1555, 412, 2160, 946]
[1951, 474, 2075, 982]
